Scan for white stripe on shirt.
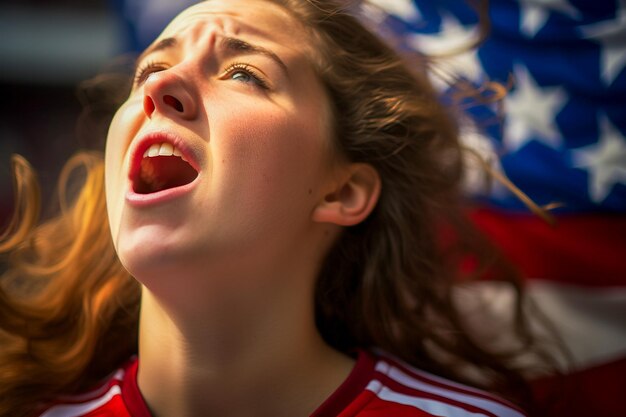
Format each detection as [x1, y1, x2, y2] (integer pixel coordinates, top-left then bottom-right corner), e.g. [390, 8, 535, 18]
[374, 362, 524, 417]
[366, 380, 491, 417]
[39, 385, 121, 417]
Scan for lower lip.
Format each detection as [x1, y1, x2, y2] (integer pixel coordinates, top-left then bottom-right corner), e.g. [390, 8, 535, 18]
[125, 178, 198, 207]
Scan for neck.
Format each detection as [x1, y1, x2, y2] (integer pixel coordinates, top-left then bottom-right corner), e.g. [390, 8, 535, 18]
[137, 268, 353, 417]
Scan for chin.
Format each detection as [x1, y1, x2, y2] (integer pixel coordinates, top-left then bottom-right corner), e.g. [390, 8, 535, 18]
[115, 227, 192, 282]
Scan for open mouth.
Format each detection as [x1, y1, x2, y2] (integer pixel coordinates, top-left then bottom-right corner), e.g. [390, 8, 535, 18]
[132, 142, 199, 194]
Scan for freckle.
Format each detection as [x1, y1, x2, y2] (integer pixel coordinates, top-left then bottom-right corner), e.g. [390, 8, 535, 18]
[308, 188, 312, 195]
[222, 159, 225, 164]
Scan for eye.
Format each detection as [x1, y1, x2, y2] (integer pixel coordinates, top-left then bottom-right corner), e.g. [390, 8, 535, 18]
[232, 71, 252, 83]
[134, 61, 169, 86]
[224, 63, 269, 90]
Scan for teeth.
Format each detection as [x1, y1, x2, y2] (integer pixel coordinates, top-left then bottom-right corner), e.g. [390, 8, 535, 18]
[147, 144, 160, 157]
[159, 142, 174, 155]
[142, 143, 187, 161]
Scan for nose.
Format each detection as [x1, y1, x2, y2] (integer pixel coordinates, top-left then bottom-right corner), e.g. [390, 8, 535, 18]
[142, 70, 197, 120]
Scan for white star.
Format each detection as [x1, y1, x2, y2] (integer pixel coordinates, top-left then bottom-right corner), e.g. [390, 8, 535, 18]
[503, 64, 568, 151]
[579, 0, 626, 85]
[572, 114, 626, 203]
[518, 0, 582, 37]
[368, 0, 422, 22]
[408, 14, 485, 89]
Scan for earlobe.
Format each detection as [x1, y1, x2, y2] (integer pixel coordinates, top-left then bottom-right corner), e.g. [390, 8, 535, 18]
[312, 163, 381, 226]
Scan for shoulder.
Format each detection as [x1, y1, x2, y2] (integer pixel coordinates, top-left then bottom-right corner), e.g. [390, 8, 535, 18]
[36, 358, 139, 417]
[349, 350, 528, 417]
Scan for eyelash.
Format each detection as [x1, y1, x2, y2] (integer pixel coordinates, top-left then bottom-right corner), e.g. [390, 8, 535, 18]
[132, 61, 269, 90]
[223, 62, 269, 90]
[134, 60, 168, 86]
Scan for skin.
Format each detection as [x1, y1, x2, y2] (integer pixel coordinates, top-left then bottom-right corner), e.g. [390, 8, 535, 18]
[104, 1, 380, 416]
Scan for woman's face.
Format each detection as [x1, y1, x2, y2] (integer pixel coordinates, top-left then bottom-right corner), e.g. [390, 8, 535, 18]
[105, 0, 335, 279]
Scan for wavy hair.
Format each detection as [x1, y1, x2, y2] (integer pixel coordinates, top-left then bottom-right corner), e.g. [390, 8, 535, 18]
[0, 1, 553, 415]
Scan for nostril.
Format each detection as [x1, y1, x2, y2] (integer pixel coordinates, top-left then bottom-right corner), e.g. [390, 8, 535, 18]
[143, 96, 156, 117]
[164, 95, 184, 112]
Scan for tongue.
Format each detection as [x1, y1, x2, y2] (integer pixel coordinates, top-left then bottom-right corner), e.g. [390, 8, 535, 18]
[135, 156, 198, 194]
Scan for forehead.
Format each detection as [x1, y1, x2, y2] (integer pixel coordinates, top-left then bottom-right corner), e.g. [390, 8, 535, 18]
[158, 0, 307, 50]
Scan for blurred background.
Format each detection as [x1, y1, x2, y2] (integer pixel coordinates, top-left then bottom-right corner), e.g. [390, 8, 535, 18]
[1, 0, 118, 224]
[0, 0, 193, 225]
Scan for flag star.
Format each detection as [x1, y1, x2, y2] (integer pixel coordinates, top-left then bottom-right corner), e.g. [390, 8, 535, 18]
[572, 114, 626, 203]
[408, 14, 484, 89]
[578, 0, 626, 85]
[368, 0, 422, 22]
[504, 64, 568, 151]
[518, 0, 582, 37]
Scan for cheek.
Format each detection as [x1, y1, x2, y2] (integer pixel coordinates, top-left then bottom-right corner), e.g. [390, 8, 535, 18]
[104, 111, 124, 244]
[216, 108, 328, 201]
[104, 111, 122, 179]
[104, 99, 143, 240]
[105, 102, 134, 179]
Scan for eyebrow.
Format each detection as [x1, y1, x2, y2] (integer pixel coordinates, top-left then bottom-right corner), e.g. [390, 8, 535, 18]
[135, 36, 288, 76]
[136, 37, 177, 67]
[220, 37, 288, 76]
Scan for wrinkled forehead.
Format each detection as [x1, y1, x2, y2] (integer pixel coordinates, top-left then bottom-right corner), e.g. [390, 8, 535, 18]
[157, 0, 308, 53]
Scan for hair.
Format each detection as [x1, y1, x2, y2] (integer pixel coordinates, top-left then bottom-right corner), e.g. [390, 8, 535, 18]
[0, 1, 555, 415]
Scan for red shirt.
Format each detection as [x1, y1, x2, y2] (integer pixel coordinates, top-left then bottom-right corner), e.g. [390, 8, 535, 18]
[38, 350, 526, 417]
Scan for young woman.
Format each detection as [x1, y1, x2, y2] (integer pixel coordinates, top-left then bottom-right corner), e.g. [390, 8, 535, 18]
[0, 0, 547, 416]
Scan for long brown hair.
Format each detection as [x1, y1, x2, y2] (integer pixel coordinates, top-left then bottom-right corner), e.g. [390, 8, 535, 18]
[1, 1, 553, 415]
[276, 0, 550, 402]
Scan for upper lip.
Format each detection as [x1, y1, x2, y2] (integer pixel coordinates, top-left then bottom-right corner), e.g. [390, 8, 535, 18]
[128, 130, 202, 186]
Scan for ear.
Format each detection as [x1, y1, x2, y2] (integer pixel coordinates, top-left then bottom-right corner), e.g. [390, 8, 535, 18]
[312, 163, 381, 226]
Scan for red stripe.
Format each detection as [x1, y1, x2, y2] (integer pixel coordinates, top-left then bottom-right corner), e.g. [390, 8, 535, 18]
[340, 391, 435, 416]
[469, 208, 626, 287]
[313, 350, 377, 417]
[82, 395, 131, 417]
[121, 359, 153, 417]
[335, 390, 380, 417]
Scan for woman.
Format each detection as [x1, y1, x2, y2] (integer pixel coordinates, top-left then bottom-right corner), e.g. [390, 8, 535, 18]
[0, 0, 546, 416]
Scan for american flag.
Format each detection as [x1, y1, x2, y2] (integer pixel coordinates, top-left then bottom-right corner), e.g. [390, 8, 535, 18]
[112, 0, 626, 415]
[367, 0, 626, 415]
